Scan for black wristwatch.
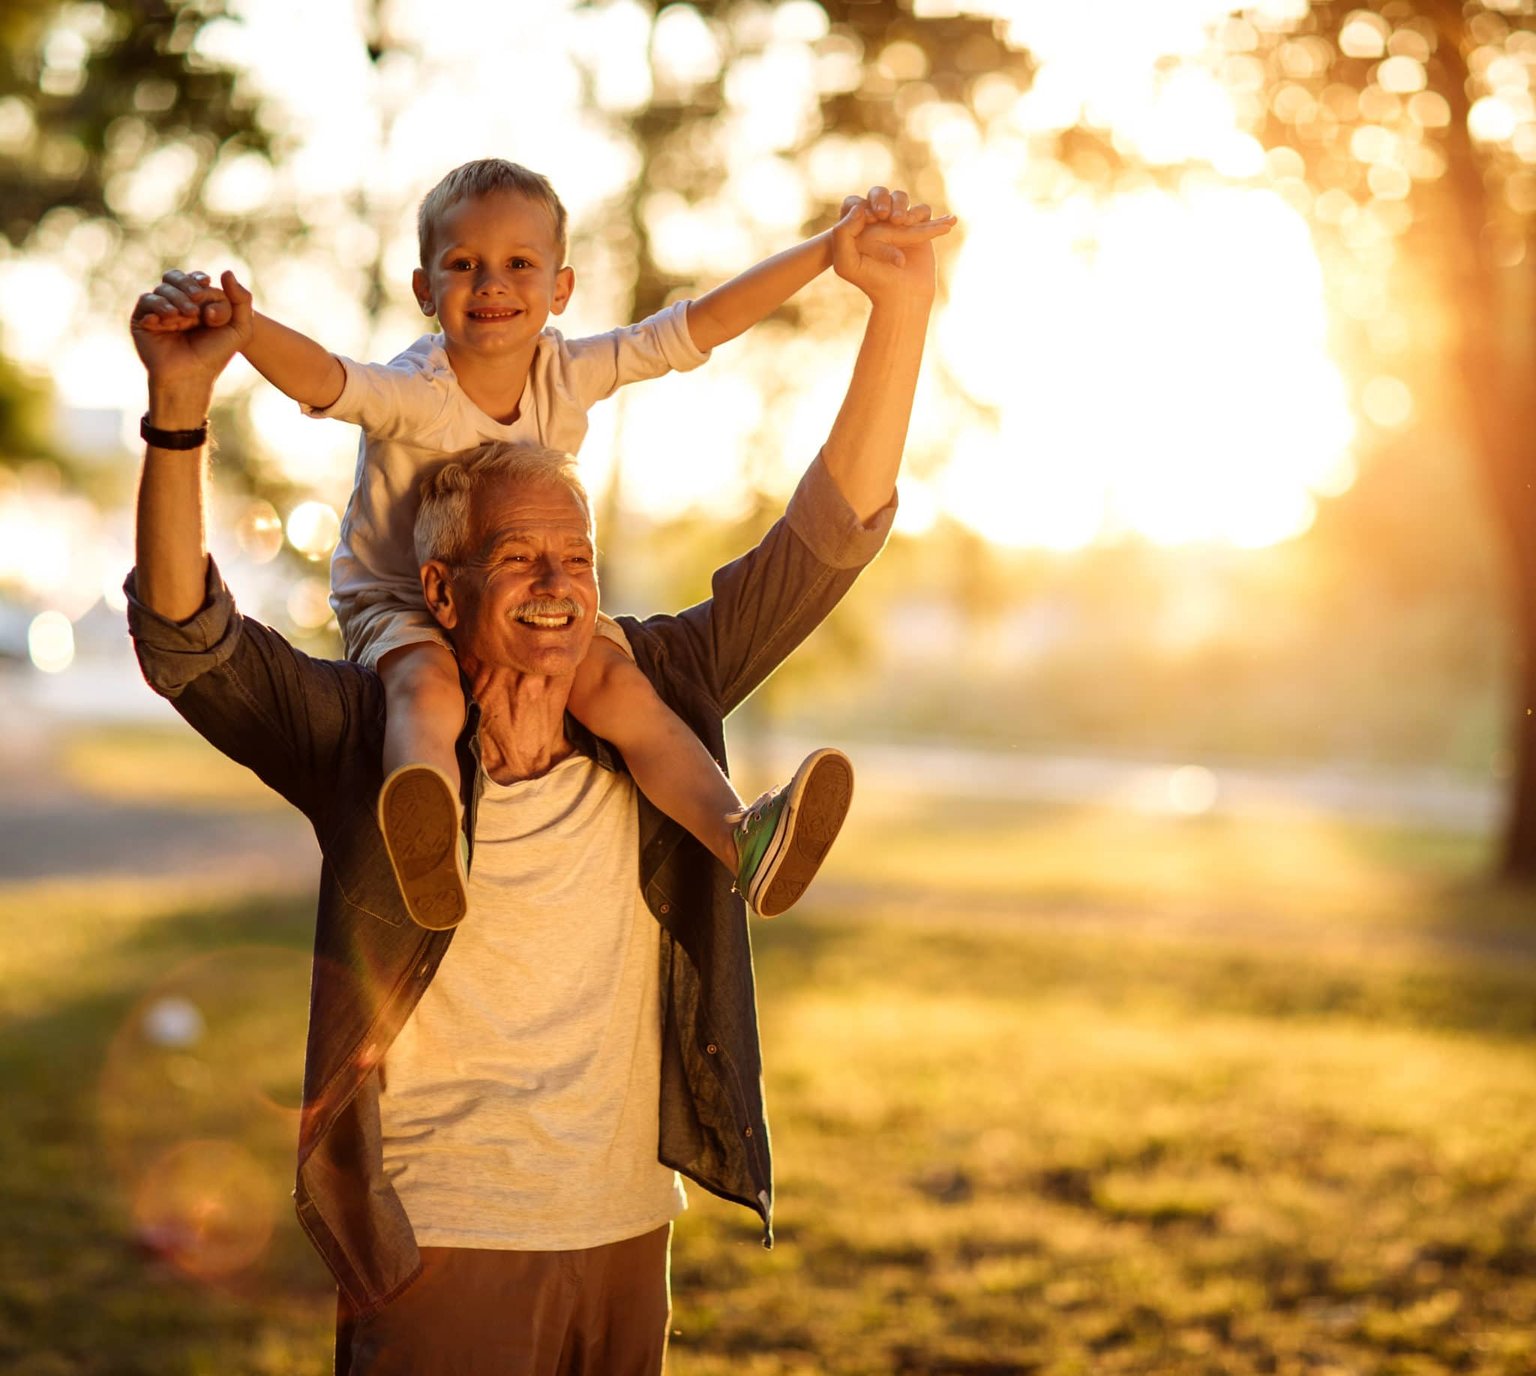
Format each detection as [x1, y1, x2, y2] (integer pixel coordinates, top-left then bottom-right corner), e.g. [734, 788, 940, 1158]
[140, 413, 209, 450]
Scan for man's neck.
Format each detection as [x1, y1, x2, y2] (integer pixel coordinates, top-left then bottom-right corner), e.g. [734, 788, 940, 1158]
[467, 662, 578, 785]
[443, 338, 539, 426]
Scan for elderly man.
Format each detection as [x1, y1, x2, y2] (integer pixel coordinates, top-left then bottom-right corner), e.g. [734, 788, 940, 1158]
[126, 190, 949, 1375]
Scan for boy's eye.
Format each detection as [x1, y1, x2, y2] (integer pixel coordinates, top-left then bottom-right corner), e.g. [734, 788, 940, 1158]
[510, 258, 533, 270]
[450, 258, 474, 271]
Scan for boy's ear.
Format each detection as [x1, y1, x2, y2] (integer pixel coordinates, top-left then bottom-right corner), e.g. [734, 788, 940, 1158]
[550, 265, 575, 317]
[421, 562, 459, 631]
[412, 268, 435, 318]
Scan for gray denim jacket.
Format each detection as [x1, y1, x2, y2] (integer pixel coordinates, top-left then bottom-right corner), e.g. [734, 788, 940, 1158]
[126, 455, 893, 1317]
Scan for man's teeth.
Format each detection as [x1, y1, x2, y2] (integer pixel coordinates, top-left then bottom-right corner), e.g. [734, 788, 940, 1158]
[519, 614, 571, 627]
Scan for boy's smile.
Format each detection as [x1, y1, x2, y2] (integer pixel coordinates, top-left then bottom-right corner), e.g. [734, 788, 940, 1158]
[413, 190, 575, 367]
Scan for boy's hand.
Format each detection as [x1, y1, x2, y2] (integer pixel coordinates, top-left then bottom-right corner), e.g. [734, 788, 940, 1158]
[833, 187, 956, 306]
[132, 269, 248, 336]
[131, 269, 254, 399]
[839, 186, 926, 228]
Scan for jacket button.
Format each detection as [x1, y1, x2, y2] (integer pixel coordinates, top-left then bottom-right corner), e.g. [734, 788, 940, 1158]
[743, 1126, 753, 1138]
[706, 1043, 718, 1055]
[658, 902, 671, 915]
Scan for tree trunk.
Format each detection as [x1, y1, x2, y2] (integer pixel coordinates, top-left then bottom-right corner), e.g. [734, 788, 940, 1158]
[1426, 3, 1536, 878]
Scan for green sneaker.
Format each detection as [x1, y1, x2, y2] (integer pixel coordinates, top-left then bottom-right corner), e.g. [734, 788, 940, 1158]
[734, 748, 854, 918]
[378, 764, 469, 931]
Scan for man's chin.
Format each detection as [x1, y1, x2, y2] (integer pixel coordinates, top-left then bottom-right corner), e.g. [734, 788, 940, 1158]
[506, 624, 595, 677]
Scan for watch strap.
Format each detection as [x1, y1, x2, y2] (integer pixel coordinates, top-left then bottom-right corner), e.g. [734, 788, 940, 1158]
[140, 413, 209, 450]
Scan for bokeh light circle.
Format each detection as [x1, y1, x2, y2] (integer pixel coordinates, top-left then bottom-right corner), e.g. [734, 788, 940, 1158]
[27, 609, 75, 673]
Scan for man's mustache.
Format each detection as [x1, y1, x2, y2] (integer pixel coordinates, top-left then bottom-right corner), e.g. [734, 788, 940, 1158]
[509, 598, 583, 622]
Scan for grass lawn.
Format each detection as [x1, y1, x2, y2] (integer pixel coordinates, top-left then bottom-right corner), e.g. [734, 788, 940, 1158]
[2, 761, 1533, 1374]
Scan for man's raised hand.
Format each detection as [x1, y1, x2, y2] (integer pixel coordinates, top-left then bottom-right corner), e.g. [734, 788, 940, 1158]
[130, 269, 253, 388]
[833, 187, 956, 305]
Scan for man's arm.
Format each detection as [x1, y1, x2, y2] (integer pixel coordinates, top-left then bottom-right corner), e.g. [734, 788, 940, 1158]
[140, 268, 345, 411]
[129, 271, 376, 820]
[626, 192, 956, 715]
[820, 190, 950, 523]
[131, 270, 252, 620]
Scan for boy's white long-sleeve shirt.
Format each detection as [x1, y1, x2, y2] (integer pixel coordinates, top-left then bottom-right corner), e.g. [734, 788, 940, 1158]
[307, 300, 709, 666]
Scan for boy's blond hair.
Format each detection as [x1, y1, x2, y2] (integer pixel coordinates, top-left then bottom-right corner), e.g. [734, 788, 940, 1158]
[416, 159, 569, 267]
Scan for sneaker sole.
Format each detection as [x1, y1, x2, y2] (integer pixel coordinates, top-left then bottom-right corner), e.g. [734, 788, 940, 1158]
[378, 766, 467, 931]
[752, 748, 854, 918]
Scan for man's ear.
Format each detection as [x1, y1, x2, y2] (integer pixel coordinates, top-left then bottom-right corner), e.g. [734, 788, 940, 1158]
[412, 268, 435, 318]
[421, 562, 459, 630]
[550, 265, 575, 316]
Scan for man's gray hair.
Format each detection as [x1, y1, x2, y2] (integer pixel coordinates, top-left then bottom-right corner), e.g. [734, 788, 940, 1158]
[414, 442, 593, 567]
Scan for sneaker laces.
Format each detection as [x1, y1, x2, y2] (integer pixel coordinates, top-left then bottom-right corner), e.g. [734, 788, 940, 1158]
[731, 787, 779, 830]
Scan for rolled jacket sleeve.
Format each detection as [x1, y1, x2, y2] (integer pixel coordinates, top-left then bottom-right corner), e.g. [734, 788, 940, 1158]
[123, 559, 243, 699]
[783, 451, 898, 571]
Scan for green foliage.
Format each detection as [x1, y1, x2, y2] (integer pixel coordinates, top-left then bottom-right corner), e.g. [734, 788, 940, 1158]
[577, 0, 1031, 317]
[0, 0, 269, 248]
[0, 345, 53, 461]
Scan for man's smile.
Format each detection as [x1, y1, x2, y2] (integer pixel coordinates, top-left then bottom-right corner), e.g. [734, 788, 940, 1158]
[509, 597, 582, 629]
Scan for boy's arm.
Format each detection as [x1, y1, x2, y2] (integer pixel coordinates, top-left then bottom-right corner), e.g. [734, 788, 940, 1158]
[684, 231, 835, 353]
[146, 269, 345, 411]
[683, 189, 948, 354]
[244, 310, 346, 411]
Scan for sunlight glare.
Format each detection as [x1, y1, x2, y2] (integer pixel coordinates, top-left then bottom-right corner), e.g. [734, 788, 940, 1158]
[936, 181, 1353, 549]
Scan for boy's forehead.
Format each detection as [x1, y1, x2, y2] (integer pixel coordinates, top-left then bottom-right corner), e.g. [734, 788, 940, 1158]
[428, 190, 561, 254]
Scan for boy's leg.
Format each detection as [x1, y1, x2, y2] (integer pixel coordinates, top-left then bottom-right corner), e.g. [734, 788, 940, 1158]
[569, 637, 853, 916]
[570, 638, 741, 870]
[377, 641, 469, 930]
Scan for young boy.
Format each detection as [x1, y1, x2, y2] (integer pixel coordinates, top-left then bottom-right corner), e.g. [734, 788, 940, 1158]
[152, 160, 882, 929]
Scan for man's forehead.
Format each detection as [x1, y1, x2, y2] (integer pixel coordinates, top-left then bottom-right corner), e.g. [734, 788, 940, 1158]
[472, 478, 592, 542]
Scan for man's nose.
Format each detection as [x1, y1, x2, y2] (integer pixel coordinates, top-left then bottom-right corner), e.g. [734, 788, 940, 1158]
[529, 554, 570, 592]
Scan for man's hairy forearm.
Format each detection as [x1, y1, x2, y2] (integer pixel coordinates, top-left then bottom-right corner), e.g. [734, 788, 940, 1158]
[820, 298, 931, 525]
[135, 378, 214, 622]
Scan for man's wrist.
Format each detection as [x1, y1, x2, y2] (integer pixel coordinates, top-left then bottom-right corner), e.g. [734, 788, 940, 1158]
[145, 381, 215, 432]
[865, 295, 934, 331]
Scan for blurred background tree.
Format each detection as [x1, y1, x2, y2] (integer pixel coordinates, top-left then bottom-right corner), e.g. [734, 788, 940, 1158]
[0, 0, 269, 246]
[1226, 0, 1536, 873]
[0, 0, 279, 474]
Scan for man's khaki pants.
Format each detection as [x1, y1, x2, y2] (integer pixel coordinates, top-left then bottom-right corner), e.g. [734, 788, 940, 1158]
[337, 1224, 672, 1376]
